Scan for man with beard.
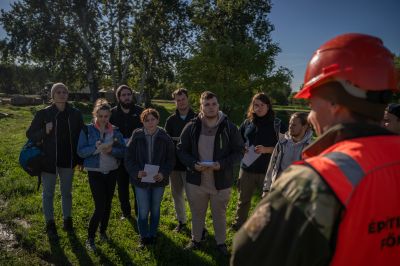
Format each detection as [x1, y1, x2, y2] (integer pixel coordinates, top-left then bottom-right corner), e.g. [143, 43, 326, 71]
[110, 85, 143, 219]
[164, 88, 196, 232]
[177, 91, 244, 256]
[263, 112, 313, 194]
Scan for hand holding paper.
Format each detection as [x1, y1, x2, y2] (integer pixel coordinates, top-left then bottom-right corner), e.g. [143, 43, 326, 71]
[141, 164, 160, 183]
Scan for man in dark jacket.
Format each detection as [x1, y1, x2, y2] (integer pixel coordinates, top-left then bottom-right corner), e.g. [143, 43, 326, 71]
[177, 91, 244, 256]
[26, 82, 84, 239]
[110, 85, 143, 219]
[164, 88, 196, 232]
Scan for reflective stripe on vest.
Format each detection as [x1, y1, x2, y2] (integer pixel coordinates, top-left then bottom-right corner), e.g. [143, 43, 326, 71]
[304, 151, 365, 206]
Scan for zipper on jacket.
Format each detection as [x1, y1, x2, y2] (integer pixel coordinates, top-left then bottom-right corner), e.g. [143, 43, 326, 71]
[55, 111, 59, 176]
[68, 116, 73, 168]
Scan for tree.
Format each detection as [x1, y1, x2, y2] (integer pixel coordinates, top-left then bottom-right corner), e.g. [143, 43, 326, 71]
[0, 0, 105, 100]
[0, 0, 190, 102]
[179, 0, 292, 116]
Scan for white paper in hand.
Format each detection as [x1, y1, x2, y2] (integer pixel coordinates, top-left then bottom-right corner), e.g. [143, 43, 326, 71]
[142, 164, 160, 183]
[241, 145, 261, 167]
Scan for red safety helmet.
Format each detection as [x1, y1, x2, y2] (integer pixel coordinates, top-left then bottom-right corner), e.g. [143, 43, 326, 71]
[295, 33, 398, 99]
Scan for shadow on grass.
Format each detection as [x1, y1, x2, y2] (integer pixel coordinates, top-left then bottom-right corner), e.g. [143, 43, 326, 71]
[107, 238, 134, 265]
[46, 235, 71, 265]
[149, 232, 213, 266]
[67, 231, 94, 266]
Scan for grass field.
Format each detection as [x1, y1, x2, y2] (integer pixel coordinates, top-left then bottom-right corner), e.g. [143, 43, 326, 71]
[0, 103, 269, 266]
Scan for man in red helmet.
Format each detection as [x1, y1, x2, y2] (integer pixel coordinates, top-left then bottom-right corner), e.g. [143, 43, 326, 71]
[231, 33, 400, 265]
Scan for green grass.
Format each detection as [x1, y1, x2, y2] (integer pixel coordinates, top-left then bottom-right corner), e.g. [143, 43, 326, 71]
[0, 102, 306, 265]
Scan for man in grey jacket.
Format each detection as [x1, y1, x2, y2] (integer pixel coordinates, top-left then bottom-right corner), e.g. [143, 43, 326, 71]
[263, 112, 313, 195]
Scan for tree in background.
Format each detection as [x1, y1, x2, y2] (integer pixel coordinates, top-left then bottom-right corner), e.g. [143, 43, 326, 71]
[179, 0, 292, 116]
[0, 0, 102, 100]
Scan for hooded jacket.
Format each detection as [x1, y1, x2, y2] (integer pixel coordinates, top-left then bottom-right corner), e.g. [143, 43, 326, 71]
[263, 129, 313, 191]
[125, 127, 175, 188]
[177, 112, 244, 190]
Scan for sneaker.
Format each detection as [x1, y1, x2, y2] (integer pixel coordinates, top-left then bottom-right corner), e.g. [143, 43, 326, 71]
[63, 217, 73, 232]
[174, 221, 186, 233]
[85, 238, 97, 252]
[100, 232, 109, 242]
[217, 243, 229, 257]
[46, 220, 58, 240]
[201, 228, 208, 241]
[184, 240, 202, 251]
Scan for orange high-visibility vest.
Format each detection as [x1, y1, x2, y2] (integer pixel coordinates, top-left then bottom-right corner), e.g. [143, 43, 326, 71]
[300, 135, 400, 265]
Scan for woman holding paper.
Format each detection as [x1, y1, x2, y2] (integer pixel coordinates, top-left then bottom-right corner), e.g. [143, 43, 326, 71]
[232, 92, 286, 231]
[77, 99, 125, 252]
[125, 108, 175, 247]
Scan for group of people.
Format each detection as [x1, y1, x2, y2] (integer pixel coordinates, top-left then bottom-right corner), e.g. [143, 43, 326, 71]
[26, 32, 400, 265]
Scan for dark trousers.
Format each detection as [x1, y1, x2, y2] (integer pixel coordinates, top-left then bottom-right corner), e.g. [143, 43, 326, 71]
[117, 165, 138, 216]
[88, 170, 117, 239]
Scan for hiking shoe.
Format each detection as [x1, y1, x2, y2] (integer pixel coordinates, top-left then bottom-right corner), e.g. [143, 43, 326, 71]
[217, 244, 229, 257]
[174, 221, 186, 233]
[100, 232, 110, 243]
[184, 240, 202, 251]
[46, 220, 58, 240]
[201, 228, 208, 241]
[85, 238, 97, 252]
[63, 217, 73, 232]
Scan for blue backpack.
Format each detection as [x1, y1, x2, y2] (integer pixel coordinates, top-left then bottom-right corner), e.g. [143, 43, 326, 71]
[19, 140, 44, 177]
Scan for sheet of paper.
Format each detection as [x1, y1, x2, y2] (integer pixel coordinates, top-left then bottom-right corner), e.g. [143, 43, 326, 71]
[199, 161, 215, 167]
[241, 145, 261, 167]
[142, 164, 160, 183]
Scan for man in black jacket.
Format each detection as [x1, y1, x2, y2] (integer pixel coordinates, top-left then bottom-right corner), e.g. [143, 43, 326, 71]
[27, 82, 84, 239]
[110, 85, 143, 219]
[165, 88, 196, 232]
[177, 91, 244, 256]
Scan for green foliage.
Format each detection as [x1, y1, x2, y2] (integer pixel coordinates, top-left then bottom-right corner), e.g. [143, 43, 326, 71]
[178, 0, 293, 116]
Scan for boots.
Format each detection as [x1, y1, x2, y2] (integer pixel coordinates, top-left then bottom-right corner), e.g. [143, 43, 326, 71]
[46, 220, 58, 240]
[63, 217, 73, 232]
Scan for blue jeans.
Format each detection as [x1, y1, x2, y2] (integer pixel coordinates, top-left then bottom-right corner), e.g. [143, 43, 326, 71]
[41, 168, 74, 221]
[134, 186, 165, 238]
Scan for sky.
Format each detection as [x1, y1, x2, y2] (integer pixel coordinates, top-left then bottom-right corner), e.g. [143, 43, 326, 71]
[0, 0, 399, 91]
[269, 0, 400, 90]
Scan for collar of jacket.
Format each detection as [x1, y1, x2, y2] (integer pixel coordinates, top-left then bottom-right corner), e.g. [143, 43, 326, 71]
[47, 102, 72, 116]
[175, 108, 195, 118]
[132, 127, 169, 140]
[116, 103, 142, 115]
[303, 122, 395, 158]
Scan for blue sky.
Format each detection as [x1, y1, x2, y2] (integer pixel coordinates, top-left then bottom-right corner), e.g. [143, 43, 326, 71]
[1, 0, 399, 91]
[269, 0, 400, 90]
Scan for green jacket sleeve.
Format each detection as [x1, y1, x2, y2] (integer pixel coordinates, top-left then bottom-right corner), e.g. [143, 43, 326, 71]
[231, 164, 342, 266]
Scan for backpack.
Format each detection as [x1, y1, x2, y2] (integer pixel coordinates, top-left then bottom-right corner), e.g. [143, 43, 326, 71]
[19, 108, 51, 190]
[19, 140, 43, 176]
[19, 140, 44, 190]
